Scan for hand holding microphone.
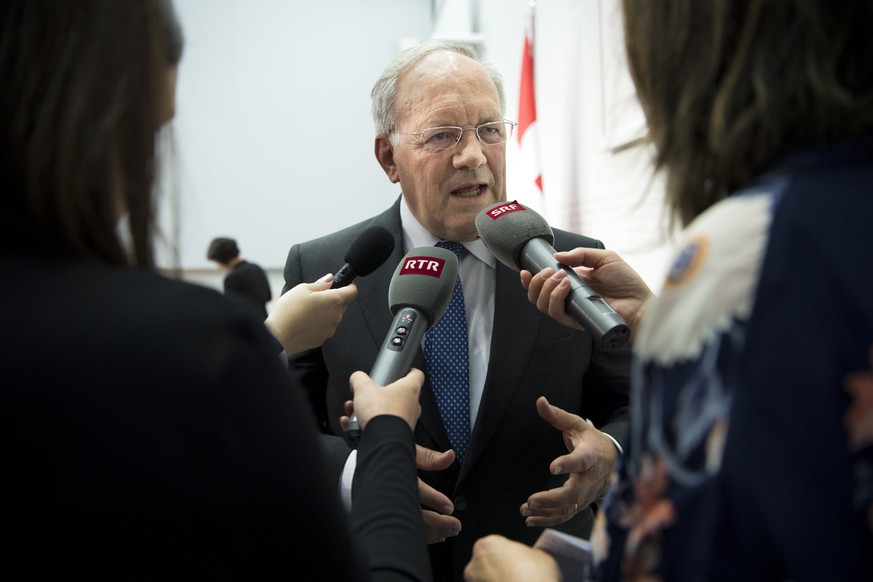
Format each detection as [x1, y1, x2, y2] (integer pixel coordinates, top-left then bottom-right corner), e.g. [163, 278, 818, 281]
[475, 201, 630, 350]
[269, 227, 395, 355]
[522, 247, 654, 340]
[342, 368, 425, 434]
[344, 245, 458, 446]
[265, 273, 358, 355]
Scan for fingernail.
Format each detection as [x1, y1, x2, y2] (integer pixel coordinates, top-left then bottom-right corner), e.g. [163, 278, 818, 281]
[318, 273, 333, 282]
[553, 465, 563, 475]
[528, 500, 538, 510]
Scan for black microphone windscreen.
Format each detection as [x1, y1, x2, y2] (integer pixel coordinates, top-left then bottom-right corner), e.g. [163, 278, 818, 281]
[475, 201, 554, 271]
[387, 246, 458, 329]
[345, 226, 396, 277]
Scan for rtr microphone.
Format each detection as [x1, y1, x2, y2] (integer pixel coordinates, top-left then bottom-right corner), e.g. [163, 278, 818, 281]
[475, 200, 630, 350]
[344, 246, 458, 446]
[332, 226, 395, 288]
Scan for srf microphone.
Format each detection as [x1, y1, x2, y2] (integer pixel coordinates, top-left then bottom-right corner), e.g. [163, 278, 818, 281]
[332, 226, 395, 288]
[475, 200, 630, 351]
[344, 245, 458, 446]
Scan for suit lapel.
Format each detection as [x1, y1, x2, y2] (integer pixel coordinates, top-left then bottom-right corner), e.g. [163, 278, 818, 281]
[458, 262, 542, 480]
[355, 199, 405, 348]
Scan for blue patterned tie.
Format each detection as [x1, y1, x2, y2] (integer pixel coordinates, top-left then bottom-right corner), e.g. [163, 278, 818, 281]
[424, 241, 471, 462]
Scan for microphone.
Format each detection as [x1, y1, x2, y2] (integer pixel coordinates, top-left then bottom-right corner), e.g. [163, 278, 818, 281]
[332, 226, 395, 288]
[344, 245, 458, 446]
[475, 200, 630, 351]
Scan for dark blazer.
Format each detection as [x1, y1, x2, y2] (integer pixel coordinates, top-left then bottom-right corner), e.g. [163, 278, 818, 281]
[284, 196, 632, 582]
[2, 243, 429, 581]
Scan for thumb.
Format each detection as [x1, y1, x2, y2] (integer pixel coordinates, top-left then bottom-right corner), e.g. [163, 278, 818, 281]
[309, 272, 335, 291]
[535, 396, 584, 433]
[416, 444, 456, 471]
[555, 247, 609, 270]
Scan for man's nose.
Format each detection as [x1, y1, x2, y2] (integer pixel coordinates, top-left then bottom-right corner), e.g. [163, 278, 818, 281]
[452, 129, 487, 169]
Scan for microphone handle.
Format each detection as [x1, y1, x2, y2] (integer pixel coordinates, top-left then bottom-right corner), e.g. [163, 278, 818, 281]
[521, 238, 630, 351]
[344, 306, 430, 447]
[332, 263, 357, 288]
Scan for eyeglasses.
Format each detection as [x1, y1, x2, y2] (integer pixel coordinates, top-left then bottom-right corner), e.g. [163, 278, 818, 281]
[395, 120, 518, 151]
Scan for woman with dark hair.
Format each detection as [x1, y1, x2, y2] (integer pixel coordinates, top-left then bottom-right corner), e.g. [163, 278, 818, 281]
[465, 0, 873, 580]
[0, 1, 429, 579]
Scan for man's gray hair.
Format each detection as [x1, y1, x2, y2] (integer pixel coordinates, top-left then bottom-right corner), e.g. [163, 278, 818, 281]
[370, 39, 506, 140]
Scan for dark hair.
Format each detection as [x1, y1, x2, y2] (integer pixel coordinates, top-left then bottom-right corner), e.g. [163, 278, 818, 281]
[161, 0, 184, 67]
[207, 237, 240, 264]
[622, 0, 873, 227]
[0, 0, 174, 268]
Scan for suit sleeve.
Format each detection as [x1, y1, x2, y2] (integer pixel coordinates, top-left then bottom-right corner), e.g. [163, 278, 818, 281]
[558, 233, 632, 449]
[583, 342, 632, 448]
[584, 235, 631, 448]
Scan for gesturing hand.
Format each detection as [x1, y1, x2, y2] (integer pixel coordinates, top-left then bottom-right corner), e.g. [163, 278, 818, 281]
[519, 397, 617, 526]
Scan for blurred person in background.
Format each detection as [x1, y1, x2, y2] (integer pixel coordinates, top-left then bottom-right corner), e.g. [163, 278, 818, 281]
[208, 236, 273, 320]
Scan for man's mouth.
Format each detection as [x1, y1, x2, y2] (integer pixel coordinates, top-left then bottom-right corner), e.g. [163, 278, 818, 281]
[451, 184, 486, 197]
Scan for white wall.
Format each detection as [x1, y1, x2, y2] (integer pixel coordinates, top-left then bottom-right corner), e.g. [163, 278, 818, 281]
[163, 0, 431, 270]
[166, 0, 677, 298]
[477, 0, 676, 291]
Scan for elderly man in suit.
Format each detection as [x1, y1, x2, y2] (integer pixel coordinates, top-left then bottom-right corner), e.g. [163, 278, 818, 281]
[282, 40, 632, 582]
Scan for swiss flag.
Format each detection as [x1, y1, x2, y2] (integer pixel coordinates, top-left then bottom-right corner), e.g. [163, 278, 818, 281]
[517, 12, 542, 194]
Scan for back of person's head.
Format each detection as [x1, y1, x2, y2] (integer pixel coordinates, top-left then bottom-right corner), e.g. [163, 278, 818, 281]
[207, 237, 241, 265]
[0, 0, 180, 269]
[161, 0, 185, 68]
[159, 0, 184, 124]
[370, 39, 506, 139]
[622, 0, 873, 227]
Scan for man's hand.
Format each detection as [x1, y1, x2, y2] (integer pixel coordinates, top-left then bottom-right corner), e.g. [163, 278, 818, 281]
[520, 397, 617, 526]
[336, 418, 460, 542]
[416, 445, 462, 543]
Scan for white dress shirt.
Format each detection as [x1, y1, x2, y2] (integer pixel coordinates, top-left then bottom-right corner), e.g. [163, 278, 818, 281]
[340, 197, 496, 508]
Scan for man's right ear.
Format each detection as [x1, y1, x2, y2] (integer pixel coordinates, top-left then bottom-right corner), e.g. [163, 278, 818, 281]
[374, 136, 400, 184]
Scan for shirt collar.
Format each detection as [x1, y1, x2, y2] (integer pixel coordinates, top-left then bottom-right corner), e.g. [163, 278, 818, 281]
[399, 194, 496, 269]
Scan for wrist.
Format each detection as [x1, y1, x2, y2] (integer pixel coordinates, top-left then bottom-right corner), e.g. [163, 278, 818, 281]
[264, 317, 288, 351]
[630, 294, 655, 341]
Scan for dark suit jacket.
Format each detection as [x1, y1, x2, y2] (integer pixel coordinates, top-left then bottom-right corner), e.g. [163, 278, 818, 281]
[284, 196, 632, 582]
[2, 239, 428, 581]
